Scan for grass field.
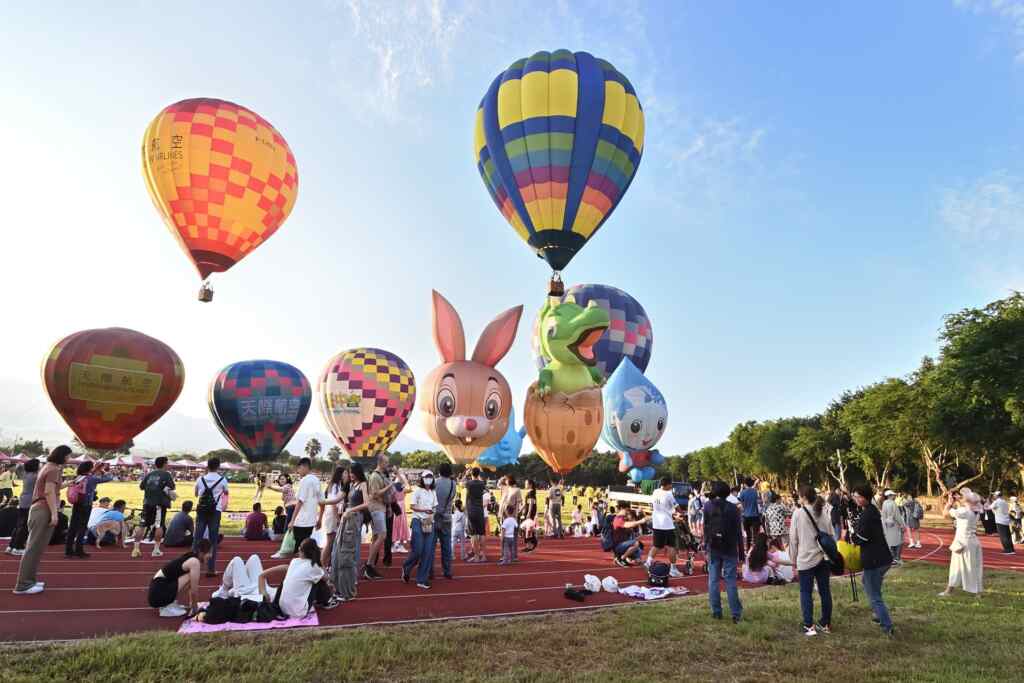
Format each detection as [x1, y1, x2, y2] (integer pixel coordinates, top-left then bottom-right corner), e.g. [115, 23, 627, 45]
[3, 563, 1020, 681]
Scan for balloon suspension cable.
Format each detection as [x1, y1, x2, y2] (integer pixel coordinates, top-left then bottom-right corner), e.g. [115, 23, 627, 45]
[548, 272, 564, 299]
[198, 280, 214, 303]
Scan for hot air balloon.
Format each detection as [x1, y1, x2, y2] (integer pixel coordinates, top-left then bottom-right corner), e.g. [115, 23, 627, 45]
[208, 360, 311, 464]
[42, 328, 185, 451]
[142, 98, 299, 301]
[532, 283, 652, 380]
[602, 359, 668, 483]
[475, 50, 644, 273]
[318, 348, 416, 467]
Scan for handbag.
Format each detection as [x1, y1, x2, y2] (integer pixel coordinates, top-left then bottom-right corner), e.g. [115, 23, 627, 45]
[803, 508, 845, 575]
[278, 528, 296, 556]
[420, 515, 434, 534]
[949, 538, 964, 553]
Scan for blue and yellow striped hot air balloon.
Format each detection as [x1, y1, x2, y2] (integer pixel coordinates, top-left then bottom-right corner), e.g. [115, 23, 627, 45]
[475, 50, 645, 272]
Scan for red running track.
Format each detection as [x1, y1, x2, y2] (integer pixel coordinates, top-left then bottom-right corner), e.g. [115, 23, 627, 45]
[0, 527, 1020, 642]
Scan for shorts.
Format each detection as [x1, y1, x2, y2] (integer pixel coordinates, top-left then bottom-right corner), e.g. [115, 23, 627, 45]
[369, 510, 386, 536]
[653, 528, 676, 549]
[467, 508, 486, 536]
[0, 488, 13, 499]
[147, 576, 178, 608]
[907, 518, 920, 530]
[141, 504, 167, 529]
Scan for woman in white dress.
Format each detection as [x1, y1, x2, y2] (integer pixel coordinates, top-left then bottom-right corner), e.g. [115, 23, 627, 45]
[939, 488, 983, 597]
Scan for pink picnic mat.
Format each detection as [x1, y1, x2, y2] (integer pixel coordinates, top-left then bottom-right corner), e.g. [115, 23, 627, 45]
[178, 605, 319, 634]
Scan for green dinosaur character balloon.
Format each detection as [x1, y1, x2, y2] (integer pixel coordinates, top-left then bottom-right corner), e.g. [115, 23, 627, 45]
[537, 296, 611, 396]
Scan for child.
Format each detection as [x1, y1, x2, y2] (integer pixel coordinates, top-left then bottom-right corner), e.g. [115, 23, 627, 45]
[522, 516, 538, 552]
[452, 499, 469, 561]
[498, 506, 517, 565]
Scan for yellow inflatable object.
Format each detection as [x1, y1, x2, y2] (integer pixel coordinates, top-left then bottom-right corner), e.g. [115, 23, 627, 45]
[837, 540, 862, 573]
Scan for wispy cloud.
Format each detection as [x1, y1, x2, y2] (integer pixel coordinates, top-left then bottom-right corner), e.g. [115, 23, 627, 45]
[940, 171, 1024, 239]
[954, 0, 1024, 63]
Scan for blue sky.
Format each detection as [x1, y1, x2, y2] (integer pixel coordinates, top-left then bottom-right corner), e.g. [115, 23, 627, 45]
[2, 1, 1023, 456]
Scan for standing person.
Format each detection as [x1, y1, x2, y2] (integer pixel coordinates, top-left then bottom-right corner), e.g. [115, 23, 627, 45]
[500, 475, 523, 558]
[987, 491, 1016, 556]
[1010, 496, 1023, 545]
[498, 505, 518, 565]
[522, 479, 538, 524]
[548, 479, 564, 538]
[164, 501, 195, 548]
[851, 484, 895, 637]
[192, 457, 228, 578]
[452, 500, 469, 560]
[428, 462, 457, 580]
[704, 480, 744, 623]
[828, 488, 843, 540]
[904, 493, 924, 549]
[6, 459, 40, 556]
[0, 464, 15, 506]
[253, 473, 265, 504]
[880, 490, 906, 564]
[147, 539, 211, 618]
[132, 456, 175, 559]
[790, 485, 834, 637]
[939, 489, 984, 597]
[463, 468, 488, 562]
[401, 470, 437, 590]
[363, 455, 394, 581]
[391, 470, 411, 554]
[288, 458, 323, 551]
[763, 492, 789, 546]
[267, 474, 296, 526]
[13, 445, 70, 595]
[644, 477, 684, 578]
[65, 461, 112, 558]
[319, 467, 348, 567]
[332, 502, 361, 602]
[738, 477, 762, 551]
[687, 485, 705, 540]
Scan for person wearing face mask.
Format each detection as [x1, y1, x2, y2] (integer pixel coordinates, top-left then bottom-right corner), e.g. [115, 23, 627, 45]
[401, 471, 437, 590]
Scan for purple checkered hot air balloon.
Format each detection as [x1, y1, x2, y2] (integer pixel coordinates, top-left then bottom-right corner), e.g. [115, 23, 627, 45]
[531, 284, 652, 381]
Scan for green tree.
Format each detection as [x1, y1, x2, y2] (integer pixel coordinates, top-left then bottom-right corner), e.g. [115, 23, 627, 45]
[401, 450, 450, 471]
[839, 379, 916, 489]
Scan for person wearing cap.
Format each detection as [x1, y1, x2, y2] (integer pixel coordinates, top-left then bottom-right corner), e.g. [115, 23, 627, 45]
[939, 488, 983, 596]
[880, 490, 905, 565]
[985, 491, 1015, 555]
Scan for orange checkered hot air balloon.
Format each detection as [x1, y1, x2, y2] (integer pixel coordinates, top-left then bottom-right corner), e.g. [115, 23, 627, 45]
[141, 98, 299, 302]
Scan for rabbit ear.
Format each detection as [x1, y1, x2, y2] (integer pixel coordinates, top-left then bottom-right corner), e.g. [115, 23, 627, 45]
[431, 290, 466, 362]
[471, 304, 523, 367]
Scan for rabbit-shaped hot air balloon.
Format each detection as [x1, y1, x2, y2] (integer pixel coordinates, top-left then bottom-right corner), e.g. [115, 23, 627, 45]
[420, 290, 523, 465]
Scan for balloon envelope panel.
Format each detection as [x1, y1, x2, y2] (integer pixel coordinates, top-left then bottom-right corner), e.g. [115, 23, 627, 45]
[209, 360, 311, 463]
[142, 98, 299, 280]
[42, 328, 185, 450]
[475, 50, 644, 271]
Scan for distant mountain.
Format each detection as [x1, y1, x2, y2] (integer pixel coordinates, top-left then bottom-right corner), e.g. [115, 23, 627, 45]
[0, 376, 437, 455]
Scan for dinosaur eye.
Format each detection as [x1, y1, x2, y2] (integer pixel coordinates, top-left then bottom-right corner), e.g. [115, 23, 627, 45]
[437, 388, 456, 417]
[630, 420, 642, 434]
[484, 392, 502, 420]
[657, 418, 665, 432]
[545, 320, 557, 339]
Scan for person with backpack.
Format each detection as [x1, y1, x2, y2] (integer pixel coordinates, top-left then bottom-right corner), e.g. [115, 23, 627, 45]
[548, 479, 564, 538]
[193, 457, 228, 578]
[704, 480, 744, 622]
[132, 456, 175, 559]
[789, 485, 835, 636]
[64, 460, 111, 558]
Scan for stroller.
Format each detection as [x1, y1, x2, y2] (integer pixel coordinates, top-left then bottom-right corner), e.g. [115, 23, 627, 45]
[674, 514, 703, 575]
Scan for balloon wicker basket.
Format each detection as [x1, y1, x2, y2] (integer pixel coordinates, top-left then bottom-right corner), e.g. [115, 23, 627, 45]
[198, 282, 213, 303]
[523, 382, 602, 474]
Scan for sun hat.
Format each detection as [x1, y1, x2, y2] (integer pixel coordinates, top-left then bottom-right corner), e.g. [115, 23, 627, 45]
[583, 574, 601, 593]
[601, 576, 620, 593]
[994, 491, 1001, 496]
[884, 490, 895, 497]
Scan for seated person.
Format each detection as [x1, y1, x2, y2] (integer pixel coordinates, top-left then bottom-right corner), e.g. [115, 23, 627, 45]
[0, 499, 19, 537]
[767, 536, 795, 582]
[88, 499, 129, 550]
[244, 503, 270, 541]
[147, 539, 211, 618]
[48, 500, 70, 546]
[612, 508, 648, 567]
[270, 506, 287, 542]
[212, 554, 272, 601]
[164, 501, 195, 548]
[742, 533, 772, 584]
[256, 538, 337, 617]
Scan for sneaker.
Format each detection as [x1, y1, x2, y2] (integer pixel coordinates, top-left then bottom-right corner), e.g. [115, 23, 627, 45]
[614, 557, 629, 568]
[3, 547, 10, 554]
[669, 566, 684, 579]
[872, 616, 880, 624]
[158, 603, 187, 617]
[141, 539, 155, 545]
[643, 559, 653, 570]
[1001, 551, 1016, 555]
[10, 549, 24, 556]
[816, 623, 831, 634]
[12, 584, 44, 595]
[270, 552, 287, 559]
[323, 596, 342, 610]
[884, 626, 896, 639]
[401, 569, 410, 584]
[362, 566, 379, 581]
[732, 615, 742, 624]
[416, 582, 431, 590]
[802, 625, 817, 637]
[151, 548, 164, 558]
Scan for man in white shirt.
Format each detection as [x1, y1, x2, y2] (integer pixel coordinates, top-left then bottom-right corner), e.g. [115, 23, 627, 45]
[988, 492, 1016, 555]
[287, 458, 323, 553]
[645, 477, 684, 578]
[193, 457, 229, 577]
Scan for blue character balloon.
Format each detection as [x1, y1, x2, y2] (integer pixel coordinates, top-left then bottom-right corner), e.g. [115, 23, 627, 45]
[601, 358, 667, 483]
[475, 407, 527, 470]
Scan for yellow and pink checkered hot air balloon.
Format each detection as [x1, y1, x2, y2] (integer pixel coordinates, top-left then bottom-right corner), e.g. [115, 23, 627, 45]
[141, 98, 299, 301]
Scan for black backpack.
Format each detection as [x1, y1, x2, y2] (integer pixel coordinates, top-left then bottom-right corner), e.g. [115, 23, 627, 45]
[705, 500, 726, 551]
[648, 561, 670, 587]
[196, 476, 224, 515]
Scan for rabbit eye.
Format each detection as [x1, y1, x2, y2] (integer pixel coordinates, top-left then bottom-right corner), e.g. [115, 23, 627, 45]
[630, 420, 642, 434]
[657, 418, 665, 432]
[437, 388, 456, 418]
[484, 392, 501, 420]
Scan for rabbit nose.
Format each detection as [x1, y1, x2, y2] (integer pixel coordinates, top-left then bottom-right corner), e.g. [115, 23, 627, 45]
[465, 418, 478, 431]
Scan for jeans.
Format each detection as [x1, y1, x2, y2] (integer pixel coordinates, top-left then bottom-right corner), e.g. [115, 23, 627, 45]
[429, 516, 453, 577]
[65, 502, 91, 555]
[861, 564, 892, 631]
[614, 539, 641, 560]
[798, 560, 833, 627]
[890, 544, 902, 562]
[742, 516, 762, 549]
[707, 551, 742, 619]
[500, 536, 516, 562]
[550, 504, 563, 538]
[402, 519, 436, 585]
[997, 524, 1015, 553]
[10, 507, 29, 550]
[194, 511, 221, 572]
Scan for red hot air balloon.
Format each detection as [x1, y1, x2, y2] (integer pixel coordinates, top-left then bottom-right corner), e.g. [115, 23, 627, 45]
[42, 328, 185, 451]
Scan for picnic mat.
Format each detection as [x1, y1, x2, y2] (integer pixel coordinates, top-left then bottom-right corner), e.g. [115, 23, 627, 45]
[178, 605, 319, 634]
